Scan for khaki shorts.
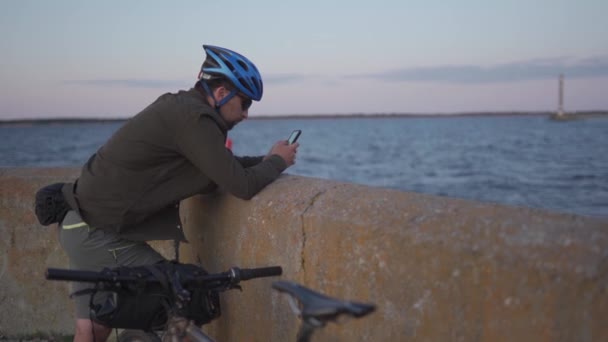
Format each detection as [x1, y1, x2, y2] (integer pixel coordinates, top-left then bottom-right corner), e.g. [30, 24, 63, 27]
[59, 210, 165, 319]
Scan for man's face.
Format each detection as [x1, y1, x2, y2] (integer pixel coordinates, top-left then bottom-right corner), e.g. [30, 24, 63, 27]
[219, 90, 252, 130]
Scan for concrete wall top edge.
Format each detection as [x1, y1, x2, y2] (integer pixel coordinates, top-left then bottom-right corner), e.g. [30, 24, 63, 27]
[231, 174, 608, 279]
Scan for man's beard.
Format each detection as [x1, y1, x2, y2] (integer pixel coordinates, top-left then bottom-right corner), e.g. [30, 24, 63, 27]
[226, 118, 244, 130]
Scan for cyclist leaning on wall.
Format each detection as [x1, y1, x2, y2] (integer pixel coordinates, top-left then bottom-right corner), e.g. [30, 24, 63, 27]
[58, 45, 299, 342]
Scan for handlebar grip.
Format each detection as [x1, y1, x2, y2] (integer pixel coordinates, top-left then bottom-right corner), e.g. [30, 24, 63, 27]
[46, 268, 108, 283]
[239, 266, 283, 281]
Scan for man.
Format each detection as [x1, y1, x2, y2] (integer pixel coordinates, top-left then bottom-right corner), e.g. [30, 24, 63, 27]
[59, 45, 298, 341]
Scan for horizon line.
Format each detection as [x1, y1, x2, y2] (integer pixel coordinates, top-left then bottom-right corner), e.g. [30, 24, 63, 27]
[2, 110, 608, 124]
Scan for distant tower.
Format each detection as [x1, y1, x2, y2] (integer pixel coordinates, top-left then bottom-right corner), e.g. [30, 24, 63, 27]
[557, 74, 564, 116]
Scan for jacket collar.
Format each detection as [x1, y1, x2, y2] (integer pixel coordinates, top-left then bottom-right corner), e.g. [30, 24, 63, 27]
[188, 84, 229, 133]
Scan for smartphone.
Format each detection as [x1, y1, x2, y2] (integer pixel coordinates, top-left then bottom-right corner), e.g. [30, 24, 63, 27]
[288, 130, 301, 145]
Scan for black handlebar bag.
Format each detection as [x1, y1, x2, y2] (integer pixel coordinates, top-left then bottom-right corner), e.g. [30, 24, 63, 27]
[81, 262, 221, 331]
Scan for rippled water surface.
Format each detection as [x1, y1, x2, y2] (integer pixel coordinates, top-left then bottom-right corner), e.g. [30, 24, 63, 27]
[2, 115, 607, 217]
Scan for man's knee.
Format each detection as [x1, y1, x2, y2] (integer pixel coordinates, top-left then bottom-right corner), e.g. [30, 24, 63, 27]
[75, 319, 112, 342]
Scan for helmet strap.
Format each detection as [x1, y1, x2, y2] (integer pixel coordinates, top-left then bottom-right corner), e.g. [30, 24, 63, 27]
[201, 80, 238, 110]
[217, 89, 238, 108]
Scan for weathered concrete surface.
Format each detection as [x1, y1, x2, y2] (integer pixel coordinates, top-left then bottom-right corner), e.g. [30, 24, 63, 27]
[0, 168, 78, 336]
[1, 168, 607, 341]
[184, 176, 608, 342]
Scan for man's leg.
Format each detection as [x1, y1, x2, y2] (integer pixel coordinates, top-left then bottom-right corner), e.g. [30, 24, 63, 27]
[59, 211, 165, 341]
[75, 319, 112, 342]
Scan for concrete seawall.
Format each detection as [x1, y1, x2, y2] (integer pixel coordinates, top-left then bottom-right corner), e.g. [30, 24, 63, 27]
[1, 168, 607, 341]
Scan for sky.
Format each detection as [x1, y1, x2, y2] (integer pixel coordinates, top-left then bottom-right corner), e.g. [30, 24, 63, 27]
[1, 0, 607, 119]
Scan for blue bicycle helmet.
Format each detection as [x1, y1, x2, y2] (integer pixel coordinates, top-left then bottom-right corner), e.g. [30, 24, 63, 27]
[200, 45, 263, 102]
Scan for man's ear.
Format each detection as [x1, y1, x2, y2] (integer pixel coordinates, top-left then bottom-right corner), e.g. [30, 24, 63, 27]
[214, 86, 228, 101]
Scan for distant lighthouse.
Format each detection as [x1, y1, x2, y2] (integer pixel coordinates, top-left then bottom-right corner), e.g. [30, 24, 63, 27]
[550, 74, 575, 120]
[557, 74, 564, 117]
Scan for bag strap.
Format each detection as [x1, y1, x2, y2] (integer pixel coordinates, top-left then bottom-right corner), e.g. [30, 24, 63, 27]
[62, 181, 82, 216]
[70, 287, 98, 298]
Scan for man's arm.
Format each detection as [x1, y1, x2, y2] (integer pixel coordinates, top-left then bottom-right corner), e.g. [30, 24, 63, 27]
[175, 116, 287, 200]
[234, 155, 264, 168]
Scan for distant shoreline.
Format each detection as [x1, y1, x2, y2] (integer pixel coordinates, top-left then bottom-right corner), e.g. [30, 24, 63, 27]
[1, 111, 607, 125]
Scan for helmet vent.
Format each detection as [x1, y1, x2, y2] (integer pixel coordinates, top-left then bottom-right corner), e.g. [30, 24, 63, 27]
[239, 78, 252, 92]
[237, 60, 249, 71]
[224, 60, 235, 71]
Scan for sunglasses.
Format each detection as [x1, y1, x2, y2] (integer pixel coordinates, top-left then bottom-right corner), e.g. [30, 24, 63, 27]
[236, 93, 253, 111]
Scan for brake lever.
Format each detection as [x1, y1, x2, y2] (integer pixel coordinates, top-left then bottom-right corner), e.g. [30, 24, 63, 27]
[228, 267, 243, 292]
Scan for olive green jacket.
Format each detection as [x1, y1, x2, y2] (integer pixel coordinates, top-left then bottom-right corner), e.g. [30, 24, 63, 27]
[69, 86, 286, 241]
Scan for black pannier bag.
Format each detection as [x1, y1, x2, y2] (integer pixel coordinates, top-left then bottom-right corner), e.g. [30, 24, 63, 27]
[86, 262, 221, 331]
[35, 182, 71, 225]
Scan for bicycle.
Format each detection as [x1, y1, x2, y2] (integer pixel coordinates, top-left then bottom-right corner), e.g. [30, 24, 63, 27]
[46, 263, 375, 342]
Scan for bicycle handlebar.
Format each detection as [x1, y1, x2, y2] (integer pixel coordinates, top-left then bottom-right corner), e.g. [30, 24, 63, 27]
[46, 265, 283, 289]
[239, 266, 283, 281]
[46, 268, 132, 283]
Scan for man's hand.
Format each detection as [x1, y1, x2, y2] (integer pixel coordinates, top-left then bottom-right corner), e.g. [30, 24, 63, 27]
[265, 140, 299, 167]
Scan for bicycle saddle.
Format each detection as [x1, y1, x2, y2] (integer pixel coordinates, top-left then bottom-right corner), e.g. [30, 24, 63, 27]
[272, 281, 375, 325]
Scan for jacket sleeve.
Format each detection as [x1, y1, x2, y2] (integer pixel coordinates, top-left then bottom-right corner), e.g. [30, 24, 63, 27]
[235, 155, 264, 168]
[174, 116, 287, 200]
